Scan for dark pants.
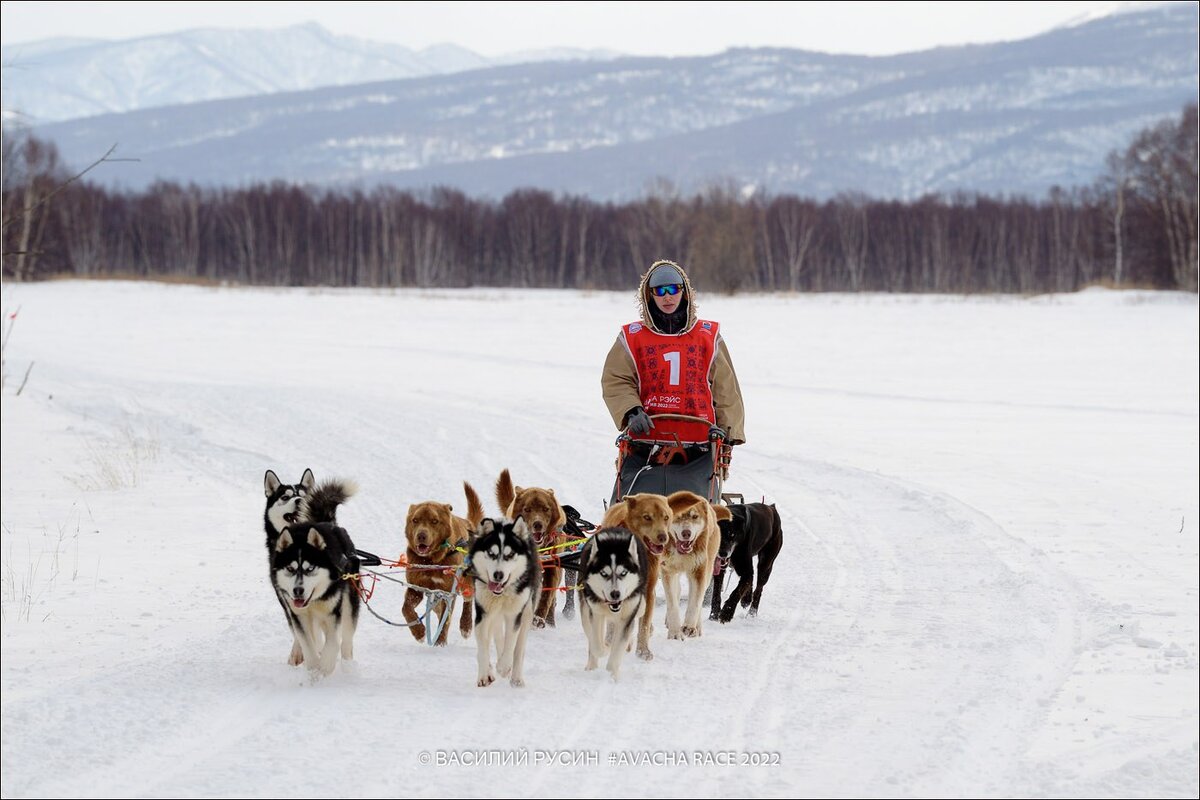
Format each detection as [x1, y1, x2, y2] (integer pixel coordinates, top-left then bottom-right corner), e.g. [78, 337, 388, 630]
[610, 445, 716, 505]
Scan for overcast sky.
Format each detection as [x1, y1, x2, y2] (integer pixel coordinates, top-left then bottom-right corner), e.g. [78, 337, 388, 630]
[0, 1, 1174, 57]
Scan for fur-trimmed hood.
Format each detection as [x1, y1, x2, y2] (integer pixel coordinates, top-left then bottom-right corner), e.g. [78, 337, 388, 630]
[637, 259, 698, 335]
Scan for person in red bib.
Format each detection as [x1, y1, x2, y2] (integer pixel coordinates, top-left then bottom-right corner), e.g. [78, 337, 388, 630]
[601, 259, 746, 501]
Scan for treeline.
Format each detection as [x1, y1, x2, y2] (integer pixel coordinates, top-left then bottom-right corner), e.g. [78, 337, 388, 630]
[3, 104, 1196, 293]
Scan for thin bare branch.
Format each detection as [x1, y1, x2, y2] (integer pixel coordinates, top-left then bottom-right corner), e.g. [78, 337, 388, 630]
[2, 144, 138, 232]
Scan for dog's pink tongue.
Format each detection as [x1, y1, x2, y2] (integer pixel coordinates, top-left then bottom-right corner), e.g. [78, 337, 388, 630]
[292, 598, 306, 608]
[488, 580, 505, 594]
[677, 540, 693, 554]
[713, 560, 723, 576]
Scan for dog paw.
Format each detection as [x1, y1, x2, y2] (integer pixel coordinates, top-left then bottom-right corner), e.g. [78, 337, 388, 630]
[510, 677, 525, 688]
[682, 625, 701, 638]
[749, 607, 759, 617]
[667, 628, 684, 640]
[585, 660, 598, 671]
[477, 673, 495, 688]
[637, 647, 654, 661]
[561, 606, 575, 620]
[288, 648, 304, 666]
[531, 617, 546, 630]
[410, 623, 426, 641]
[740, 594, 752, 608]
[308, 659, 336, 678]
[497, 659, 513, 678]
[719, 606, 736, 623]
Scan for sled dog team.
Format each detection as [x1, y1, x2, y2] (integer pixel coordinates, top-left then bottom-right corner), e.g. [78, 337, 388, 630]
[264, 467, 781, 685]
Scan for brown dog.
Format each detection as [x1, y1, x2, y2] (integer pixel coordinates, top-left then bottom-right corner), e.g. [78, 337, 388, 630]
[662, 492, 731, 640]
[495, 468, 567, 628]
[401, 482, 484, 645]
[600, 493, 673, 661]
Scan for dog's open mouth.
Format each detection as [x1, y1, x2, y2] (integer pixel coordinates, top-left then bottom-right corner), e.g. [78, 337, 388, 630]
[676, 539, 695, 554]
[647, 541, 665, 556]
[608, 601, 622, 613]
[487, 579, 507, 595]
[291, 595, 309, 609]
[283, 512, 298, 524]
[414, 543, 431, 556]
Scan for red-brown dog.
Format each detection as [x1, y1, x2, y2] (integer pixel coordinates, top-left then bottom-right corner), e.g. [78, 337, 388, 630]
[495, 468, 567, 628]
[401, 482, 484, 645]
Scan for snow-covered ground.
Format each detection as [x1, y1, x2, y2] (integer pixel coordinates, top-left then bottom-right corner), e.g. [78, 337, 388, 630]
[1, 280, 1196, 798]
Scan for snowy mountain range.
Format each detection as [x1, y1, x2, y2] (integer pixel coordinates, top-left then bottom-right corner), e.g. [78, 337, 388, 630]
[0, 23, 618, 123]
[12, 4, 1200, 200]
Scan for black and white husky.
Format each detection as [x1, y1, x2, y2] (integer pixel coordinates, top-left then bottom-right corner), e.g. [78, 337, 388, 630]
[578, 527, 648, 681]
[272, 522, 361, 676]
[468, 517, 541, 688]
[263, 469, 315, 550]
[263, 469, 357, 664]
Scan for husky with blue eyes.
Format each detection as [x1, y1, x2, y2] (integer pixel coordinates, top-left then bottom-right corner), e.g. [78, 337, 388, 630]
[468, 517, 541, 688]
[578, 527, 648, 681]
[271, 522, 361, 676]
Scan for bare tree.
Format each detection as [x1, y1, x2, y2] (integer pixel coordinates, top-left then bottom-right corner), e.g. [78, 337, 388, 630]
[771, 196, 818, 291]
[834, 192, 870, 291]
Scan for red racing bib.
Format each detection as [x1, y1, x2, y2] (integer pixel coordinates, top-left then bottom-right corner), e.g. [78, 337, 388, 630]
[620, 320, 720, 444]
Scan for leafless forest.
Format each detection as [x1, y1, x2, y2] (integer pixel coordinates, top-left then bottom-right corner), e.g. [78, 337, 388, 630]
[4, 104, 1195, 293]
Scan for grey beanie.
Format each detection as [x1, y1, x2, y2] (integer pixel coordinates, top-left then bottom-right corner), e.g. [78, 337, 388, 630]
[647, 261, 684, 288]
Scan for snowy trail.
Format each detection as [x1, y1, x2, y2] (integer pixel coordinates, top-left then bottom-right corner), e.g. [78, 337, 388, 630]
[3, 395, 1082, 797]
[2, 283, 1196, 797]
[729, 455, 1084, 794]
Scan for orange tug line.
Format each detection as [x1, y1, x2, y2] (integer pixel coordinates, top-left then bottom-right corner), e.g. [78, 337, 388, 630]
[348, 552, 468, 603]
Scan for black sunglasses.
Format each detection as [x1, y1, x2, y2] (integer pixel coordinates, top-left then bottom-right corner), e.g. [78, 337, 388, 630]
[652, 284, 684, 297]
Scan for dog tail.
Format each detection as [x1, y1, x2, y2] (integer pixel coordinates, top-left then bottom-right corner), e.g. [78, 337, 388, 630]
[464, 481, 486, 528]
[495, 468, 516, 513]
[302, 479, 358, 523]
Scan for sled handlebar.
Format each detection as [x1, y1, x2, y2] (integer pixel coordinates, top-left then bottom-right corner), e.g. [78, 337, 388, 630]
[619, 413, 727, 445]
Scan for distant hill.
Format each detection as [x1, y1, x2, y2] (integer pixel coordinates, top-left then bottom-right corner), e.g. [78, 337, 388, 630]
[19, 4, 1199, 200]
[0, 22, 618, 123]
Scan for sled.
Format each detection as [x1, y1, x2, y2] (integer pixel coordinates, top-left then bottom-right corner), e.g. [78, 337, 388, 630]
[555, 413, 736, 573]
[612, 413, 733, 505]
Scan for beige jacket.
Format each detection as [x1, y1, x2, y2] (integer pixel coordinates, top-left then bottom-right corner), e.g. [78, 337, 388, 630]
[601, 261, 746, 445]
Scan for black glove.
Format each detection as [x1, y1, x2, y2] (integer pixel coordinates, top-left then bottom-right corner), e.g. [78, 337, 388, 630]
[708, 425, 727, 442]
[624, 406, 655, 435]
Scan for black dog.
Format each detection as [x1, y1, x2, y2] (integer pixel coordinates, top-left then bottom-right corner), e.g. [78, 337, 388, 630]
[710, 503, 783, 622]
